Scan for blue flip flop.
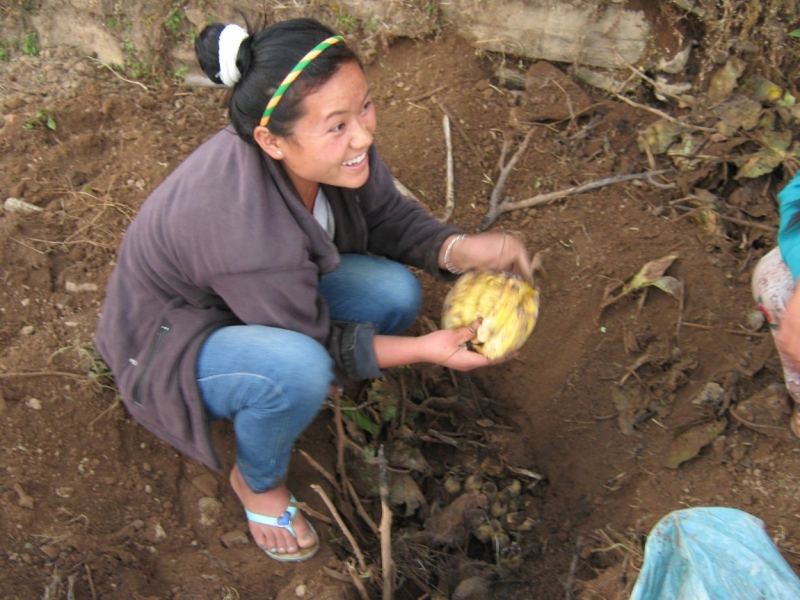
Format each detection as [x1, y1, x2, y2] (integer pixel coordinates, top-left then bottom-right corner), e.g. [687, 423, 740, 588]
[245, 494, 319, 562]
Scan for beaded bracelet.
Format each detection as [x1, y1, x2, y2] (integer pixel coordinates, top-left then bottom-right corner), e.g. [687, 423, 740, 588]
[444, 233, 468, 274]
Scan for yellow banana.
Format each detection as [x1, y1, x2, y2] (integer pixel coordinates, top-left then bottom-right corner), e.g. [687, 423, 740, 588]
[441, 270, 540, 361]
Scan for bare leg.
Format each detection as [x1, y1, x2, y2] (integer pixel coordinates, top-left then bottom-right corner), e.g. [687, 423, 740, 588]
[229, 464, 317, 554]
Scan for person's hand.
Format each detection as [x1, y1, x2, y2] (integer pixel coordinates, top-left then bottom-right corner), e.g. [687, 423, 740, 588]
[420, 319, 515, 370]
[776, 285, 800, 372]
[441, 232, 532, 279]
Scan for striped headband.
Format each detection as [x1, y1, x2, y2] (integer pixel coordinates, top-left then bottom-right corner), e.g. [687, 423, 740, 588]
[259, 35, 344, 128]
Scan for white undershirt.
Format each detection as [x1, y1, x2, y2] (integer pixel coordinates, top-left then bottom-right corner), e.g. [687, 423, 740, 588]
[312, 187, 335, 239]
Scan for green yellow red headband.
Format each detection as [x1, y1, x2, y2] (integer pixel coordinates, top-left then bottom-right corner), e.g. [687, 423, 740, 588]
[259, 35, 344, 129]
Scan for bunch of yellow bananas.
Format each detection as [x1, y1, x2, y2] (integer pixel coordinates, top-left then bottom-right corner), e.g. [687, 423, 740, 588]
[441, 270, 539, 361]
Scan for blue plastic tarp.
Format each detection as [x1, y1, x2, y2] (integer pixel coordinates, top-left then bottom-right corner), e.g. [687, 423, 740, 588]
[630, 507, 800, 600]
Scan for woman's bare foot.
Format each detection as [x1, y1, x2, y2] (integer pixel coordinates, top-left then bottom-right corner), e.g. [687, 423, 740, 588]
[229, 464, 317, 555]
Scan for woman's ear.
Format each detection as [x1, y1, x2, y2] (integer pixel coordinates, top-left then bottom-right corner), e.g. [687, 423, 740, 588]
[254, 126, 284, 160]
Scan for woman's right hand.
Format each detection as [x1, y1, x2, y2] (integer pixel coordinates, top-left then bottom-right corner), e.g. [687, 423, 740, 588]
[420, 320, 497, 371]
[776, 285, 800, 372]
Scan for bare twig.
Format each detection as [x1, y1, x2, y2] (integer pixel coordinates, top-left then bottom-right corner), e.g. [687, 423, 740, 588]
[0, 371, 86, 380]
[85, 564, 97, 600]
[681, 322, 768, 337]
[564, 535, 584, 600]
[378, 446, 395, 600]
[88, 399, 121, 428]
[407, 84, 448, 103]
[85, 57, 151, 91]
[344, 478, 379, 536]
[479, 170, 669, 230]
[441, 115, 455, 222]
[346, 562, 371, 600]
[483, 128, 536, 229]
[310, 484, 368, 573]
[432, 97, 481, 157]
[290, 500, 334, 525]
[610, 91, 715, 132]
[332, 393, 347, 491]
[298, 449, 341, 494]
[717, 214, 776, 233]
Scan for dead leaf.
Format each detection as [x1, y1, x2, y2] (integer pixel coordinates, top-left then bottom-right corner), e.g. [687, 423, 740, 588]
[423, 492, 488, 546]
[666, 419, 727, 468]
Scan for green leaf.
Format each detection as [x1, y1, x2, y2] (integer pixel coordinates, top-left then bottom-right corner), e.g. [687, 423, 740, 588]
[348, 409, 380, 437]
[790, 29, 800, 38]
[46, 115, 57, 130]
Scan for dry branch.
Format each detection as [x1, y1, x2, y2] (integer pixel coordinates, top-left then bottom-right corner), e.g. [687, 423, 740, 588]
[479, 170, 670, 230]
[298, 449, 341, 495]
[378, 446, 395, 600]
[433, 97, 481, 157]
[310, 484, 368, 574]
[0, 371, 86, 380]
[441, 115, 455, 222]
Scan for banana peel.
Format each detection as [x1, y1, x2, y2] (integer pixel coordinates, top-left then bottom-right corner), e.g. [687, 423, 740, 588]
[441, 270, 540, 361]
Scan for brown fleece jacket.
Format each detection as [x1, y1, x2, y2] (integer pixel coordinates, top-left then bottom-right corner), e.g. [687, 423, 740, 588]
[95, 126, 460, 469]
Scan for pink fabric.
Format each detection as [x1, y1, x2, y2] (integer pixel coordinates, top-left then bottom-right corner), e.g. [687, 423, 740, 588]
[752, 247, 800, 407]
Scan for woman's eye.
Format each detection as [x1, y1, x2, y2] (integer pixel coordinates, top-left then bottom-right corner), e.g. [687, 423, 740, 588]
[363, 100, 372, 112]
[331, 123, 345, 132]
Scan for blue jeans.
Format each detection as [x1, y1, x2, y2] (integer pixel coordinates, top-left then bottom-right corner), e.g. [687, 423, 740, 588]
[197, 254, 421, 492]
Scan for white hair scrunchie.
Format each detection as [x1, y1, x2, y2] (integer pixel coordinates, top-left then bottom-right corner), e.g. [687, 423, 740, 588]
[217, 24, 249, 87]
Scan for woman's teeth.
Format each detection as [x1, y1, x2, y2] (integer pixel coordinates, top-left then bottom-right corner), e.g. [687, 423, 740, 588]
[343, 152, 366, 166]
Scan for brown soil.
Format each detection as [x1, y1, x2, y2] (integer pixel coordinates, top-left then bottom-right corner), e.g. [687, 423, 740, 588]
[2, 22, 800, 600]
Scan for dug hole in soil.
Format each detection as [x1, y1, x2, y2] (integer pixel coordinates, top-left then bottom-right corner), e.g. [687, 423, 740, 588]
[3, 15, 800, 600]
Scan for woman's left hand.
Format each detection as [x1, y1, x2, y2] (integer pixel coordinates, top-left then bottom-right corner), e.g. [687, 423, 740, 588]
[440, 232, 532, 279]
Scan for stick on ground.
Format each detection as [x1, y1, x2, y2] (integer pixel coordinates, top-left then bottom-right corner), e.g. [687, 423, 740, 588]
[441, 115, 455, 222]
[378, 446, 395, 600]
[479, 169, 670, 231]
[311, 484, 368, 573]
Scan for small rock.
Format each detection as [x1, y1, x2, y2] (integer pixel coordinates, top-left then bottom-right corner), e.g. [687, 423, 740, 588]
[39, 545, 59, 560]
[20, 325, 35, 336]
[139, 96, 157, 109]
[747, 310, 765, 331]
[14, 483, 34, 509]
[65, 281, 98, 293]
[55, 487, 73, 498]
[4, 95, 26, 110]
[295, 583, 308, 598]
[220, 529, 249, 548]
[191, 473, 219, 498]
[452, 576, 492, 600]
[25, 398, 42, 410]
[143, 519, 168, 543]
[4, 197, 42, 213]
[198, 496, 223, 526]
[142, 461, 152, 473]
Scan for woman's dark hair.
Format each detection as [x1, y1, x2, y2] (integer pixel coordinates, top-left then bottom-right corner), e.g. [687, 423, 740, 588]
[196, 18, 361, 144]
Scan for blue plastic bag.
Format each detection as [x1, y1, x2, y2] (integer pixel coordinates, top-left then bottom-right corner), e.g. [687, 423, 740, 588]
[631, 507, 800, 600]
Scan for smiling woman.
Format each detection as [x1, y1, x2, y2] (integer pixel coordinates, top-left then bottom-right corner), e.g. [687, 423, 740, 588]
[94, 16, 533, 565]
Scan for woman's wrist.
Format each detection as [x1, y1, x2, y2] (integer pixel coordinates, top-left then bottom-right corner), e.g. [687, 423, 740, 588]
[441, 233, 469, 274]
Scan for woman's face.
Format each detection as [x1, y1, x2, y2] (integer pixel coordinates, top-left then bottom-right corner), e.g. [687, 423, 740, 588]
[257, 60, 377, 204]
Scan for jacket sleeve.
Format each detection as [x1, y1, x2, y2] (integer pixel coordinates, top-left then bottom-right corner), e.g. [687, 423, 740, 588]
[778, 172, 800, 281]
[358, 146, 462, 277]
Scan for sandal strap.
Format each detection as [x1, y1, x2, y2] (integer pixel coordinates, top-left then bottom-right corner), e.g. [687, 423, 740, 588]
[244, 494, 298, 537]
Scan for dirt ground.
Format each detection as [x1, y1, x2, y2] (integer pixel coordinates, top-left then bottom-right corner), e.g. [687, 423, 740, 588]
[3, 15, 800, 600]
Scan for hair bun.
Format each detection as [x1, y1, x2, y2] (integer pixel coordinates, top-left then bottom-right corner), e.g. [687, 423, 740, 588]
[217, 24, 250, 87]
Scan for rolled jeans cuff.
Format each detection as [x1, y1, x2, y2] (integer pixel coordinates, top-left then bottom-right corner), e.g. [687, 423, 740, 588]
[342, 322, 384, 381]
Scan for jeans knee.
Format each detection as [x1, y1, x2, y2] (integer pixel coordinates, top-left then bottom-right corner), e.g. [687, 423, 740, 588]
[292, 341, 334, 412]
[384, 269, 422, 334]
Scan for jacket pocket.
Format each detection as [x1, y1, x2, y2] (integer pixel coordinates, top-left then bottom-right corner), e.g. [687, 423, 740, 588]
[132, 318, 172, 406]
